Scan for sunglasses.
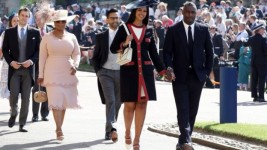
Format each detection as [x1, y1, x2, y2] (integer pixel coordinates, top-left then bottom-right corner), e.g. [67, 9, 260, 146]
[55, 20, 66, 24]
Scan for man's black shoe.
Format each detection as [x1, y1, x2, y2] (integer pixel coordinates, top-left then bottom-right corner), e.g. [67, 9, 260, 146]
[41, 117, 49, 121]
[19, 125, 28, 132]
[32, 115, 38, 122]
[8, 115, 17, 128]
[253, 98, 259, 102]
[258, 99, 267, 102]
[105, 132, 110, 140]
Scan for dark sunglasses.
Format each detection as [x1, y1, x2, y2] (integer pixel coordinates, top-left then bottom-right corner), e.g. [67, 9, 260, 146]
[55, 20, 67, 24]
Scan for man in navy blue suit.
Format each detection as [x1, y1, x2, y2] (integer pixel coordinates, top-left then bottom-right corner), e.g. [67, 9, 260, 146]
[163, 1, 213, 150]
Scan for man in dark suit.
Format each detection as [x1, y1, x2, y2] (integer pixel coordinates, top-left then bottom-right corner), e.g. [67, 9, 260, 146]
[120, 5, 130, 23]
[163, 2, 213, 150]
[210, 25, 224, 87]
[71, 15, 82, 44]
[225, 0, 232, 19]
[31, 11, 52, 122]
[236, 0, 247, 15]
[92, 8, 121, 142]
[2, 7, 41, 132]
[243, 24, 267, 102]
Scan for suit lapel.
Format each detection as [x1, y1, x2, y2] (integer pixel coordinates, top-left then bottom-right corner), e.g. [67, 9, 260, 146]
[193, 23, 201, 57]
[13, 26, 19, 52]
[26, 27, 32, 55]
[104, 30, 109, 53]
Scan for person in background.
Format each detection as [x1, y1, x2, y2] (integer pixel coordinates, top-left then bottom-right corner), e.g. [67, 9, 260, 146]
[31, 9, 53, 122]
[120, 5, 130, 23]
[238, 46, 251, 91]
[243, 23, 267, 102]
[174, 7, 184, 24]
[0, 13, 19, 100]
[38, 10, 81, 140]
[110, 0, 167, 149]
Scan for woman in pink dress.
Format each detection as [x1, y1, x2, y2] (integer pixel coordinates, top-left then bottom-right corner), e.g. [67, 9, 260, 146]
[38, 10, 80, 141]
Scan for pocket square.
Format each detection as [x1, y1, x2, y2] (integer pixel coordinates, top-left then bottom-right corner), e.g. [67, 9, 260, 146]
[145, 38, 151, 43]
[32, 37, 35, 39]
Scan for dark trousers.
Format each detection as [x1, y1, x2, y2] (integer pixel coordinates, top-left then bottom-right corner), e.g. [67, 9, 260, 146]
[31, 75, 49, 118]
[172, 70, 205, 144]
[9, 68, 32, 125]
[97, 68, 121, 132]
[251, 64, 266, 99]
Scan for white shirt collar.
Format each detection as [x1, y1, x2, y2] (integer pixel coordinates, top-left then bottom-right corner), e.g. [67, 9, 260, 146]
[109, 27, 118, 35]
[183, 21, 195, 30]
[18, 24, 28, 31]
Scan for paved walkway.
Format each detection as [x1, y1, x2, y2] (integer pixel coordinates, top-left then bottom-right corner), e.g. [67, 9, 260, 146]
[0, 71, 266, 150]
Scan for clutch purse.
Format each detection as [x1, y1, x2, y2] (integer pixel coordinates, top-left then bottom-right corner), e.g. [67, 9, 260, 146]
[116, 46, 133, 65]
[34, 85, 47, 103]
[116, 23, 132, 65]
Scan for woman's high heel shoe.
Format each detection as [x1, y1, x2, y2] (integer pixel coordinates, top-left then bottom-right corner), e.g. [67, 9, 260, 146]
[56, 131, 64, 141]
[133, 144, 140, 150]
[125, 136, 132, 150]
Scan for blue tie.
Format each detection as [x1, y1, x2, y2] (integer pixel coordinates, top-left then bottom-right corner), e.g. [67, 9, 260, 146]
[21, 28, 25, 39]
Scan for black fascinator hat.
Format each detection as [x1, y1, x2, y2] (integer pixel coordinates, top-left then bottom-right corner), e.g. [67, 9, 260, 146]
[126, 0, 159, 10]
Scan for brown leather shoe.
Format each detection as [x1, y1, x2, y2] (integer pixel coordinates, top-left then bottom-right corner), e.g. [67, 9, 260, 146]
[111, 131, 118, 143]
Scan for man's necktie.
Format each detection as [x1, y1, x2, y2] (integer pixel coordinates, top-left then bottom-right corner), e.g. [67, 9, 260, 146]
[188, 26, 194, 65]
[40, 27, 45, 37]
[21, 28, 25, 39]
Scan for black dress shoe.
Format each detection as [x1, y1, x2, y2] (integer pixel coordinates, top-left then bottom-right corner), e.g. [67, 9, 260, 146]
[8, 115, 17, 128]
[19, 125, 28, 132]
[105, 132, 110, 140]
[41, 117, 49, 121]
[253, 98, 259, 102]
[258, 99, 267, 102]
[32, 116, 38, 122]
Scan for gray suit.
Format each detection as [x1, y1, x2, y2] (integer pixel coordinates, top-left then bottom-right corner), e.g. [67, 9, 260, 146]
[93, 29, 121, 134]
[2, 25, 40, 126]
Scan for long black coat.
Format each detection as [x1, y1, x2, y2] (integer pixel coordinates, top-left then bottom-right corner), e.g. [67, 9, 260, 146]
[2, 26, 41, 90]
[92, 30, 109, 104]
[110, 24, 165, 102]
[244, 33, 267, 65]
[163, 21, 214, 83]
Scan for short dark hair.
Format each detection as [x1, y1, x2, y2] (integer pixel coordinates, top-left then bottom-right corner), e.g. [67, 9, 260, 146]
[106, 8, 118, 18]
[18, 7, 31, 17]
[183, 1, 197, 10]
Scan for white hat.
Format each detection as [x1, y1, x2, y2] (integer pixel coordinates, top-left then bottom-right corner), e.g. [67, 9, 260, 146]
[47, 10, 76, 24]
[71, 3, 78, 7]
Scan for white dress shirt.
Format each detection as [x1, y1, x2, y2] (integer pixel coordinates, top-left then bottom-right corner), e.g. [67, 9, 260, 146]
[17, 25, 27, 39]
[183, 21, 195, 43]
[102, 28, 120, 70]
[236, 30, 248, 41]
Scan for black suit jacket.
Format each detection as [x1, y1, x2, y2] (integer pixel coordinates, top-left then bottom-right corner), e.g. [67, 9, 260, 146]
[2, 26, 41, 89]
[244, 33, 267, 65]
[212, 32, 224, 57]
[92, 29, 110, 104]
[163, 22, 214, 83]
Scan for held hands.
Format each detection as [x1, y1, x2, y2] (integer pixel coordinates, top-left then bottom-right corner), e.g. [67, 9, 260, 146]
[21, 60, 32, 68]
[164, 67, 176, 82]
[11, 61, 21, 69]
